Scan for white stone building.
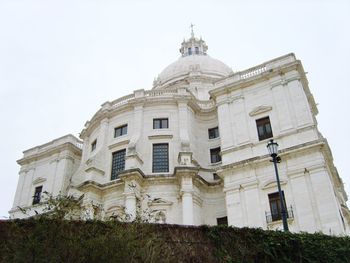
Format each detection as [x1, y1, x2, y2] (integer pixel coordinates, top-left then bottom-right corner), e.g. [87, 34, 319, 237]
[10, 32, 350, 235]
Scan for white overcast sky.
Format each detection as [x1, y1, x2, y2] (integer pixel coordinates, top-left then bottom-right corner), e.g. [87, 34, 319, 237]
[0, 0, 349, 218]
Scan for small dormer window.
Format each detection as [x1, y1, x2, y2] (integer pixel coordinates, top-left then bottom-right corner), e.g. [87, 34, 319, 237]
[188, 47, 192, 55]
[195, 47, 199, 54]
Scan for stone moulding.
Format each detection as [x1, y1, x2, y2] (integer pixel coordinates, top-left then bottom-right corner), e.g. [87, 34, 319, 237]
[148, 134, 173, 140]
[32, 177, 47, 185]
[108, 140, 130, 150]
[249, 105, 273, 117]
[261, 178, 288, 190]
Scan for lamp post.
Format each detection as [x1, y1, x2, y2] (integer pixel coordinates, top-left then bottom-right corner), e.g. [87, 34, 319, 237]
[266, 139, 289, 232]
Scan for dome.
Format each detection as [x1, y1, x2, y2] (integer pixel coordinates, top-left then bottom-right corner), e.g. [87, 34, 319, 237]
[153, 32, 233, 88]
[157, 55, 232, 85]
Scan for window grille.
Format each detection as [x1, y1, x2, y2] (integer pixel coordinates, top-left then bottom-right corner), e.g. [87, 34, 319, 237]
[111, 149, 126, 180]
[153, 143, 169, 173]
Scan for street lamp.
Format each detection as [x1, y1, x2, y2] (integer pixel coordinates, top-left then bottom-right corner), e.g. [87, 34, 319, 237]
[266, 139, 289, 231]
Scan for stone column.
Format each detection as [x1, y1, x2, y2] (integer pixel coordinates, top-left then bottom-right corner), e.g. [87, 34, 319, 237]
[176, 167, 198, 225]
[177, 99, 190, 151]
[309, 166, 345, 235]
[224, 188, 244, 227]
[23, 168, 35, 206]
[230, 96, 249, 145]
[182, 190, 194, 225]
[243, 183, 263, 228]
[13, 170, 26, 207]
[120, 170, 144, 222]
[126, 100, 144, 170]
[217, 100, 235, 153]
[99, 117, 109, 146]
[124, 193, 137, 221]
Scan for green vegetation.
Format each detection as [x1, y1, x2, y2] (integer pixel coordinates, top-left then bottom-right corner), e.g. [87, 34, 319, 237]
[1, 219, 349, 263]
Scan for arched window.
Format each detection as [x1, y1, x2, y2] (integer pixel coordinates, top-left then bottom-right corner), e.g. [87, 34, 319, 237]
[195, 46, 199, 54]
[188, 47, 192, 55]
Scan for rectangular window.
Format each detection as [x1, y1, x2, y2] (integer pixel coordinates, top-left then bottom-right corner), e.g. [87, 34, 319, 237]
[32, 186, 43, 205]
[152, 143, 169, 173]
[91, 139, 97, 151]
[111, 149, 126, 180]
[268, 191, 287, 222]
[210, 147, 221, 163]
[256, 116, 273, 141]
[208, 127, 219, 139]
[114, 124, 128, 138]
[153, 118, 168, 129]
[217, 216, 228, 226]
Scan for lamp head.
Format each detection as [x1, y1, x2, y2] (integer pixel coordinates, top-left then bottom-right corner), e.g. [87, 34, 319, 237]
[267, 139, 279, 157]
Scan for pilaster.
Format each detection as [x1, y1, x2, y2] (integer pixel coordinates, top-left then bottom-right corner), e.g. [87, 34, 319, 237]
[177, 98, 190, 151]
[175, 167, 199, 225]
[119, 169, 144, 221]
[12, 171, 26, 207]
[217, 98, 235, 151]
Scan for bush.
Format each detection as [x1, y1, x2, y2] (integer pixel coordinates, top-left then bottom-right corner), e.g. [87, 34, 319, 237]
[0, 219, 349, 263]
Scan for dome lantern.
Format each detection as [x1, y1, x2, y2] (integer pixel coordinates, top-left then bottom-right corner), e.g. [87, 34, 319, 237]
[179, 24, 208, 57]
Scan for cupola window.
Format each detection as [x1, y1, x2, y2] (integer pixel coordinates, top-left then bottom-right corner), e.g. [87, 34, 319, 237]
[188, 47, 192, 55]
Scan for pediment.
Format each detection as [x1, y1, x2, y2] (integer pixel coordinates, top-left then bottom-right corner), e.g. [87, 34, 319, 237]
[249, 105, 272, 117]
[261, 178, 287, 190]
[148, 198, 173, 207]
[33, 177, 46, 185]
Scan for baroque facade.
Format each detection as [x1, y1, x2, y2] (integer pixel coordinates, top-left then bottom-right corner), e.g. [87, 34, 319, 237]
[10, 32, 350, 235]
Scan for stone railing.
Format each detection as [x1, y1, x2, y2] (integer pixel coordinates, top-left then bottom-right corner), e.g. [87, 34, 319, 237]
[215, 53, 296, 88]
[105, 88, 215, 112]
[23, 134, 83, 157]
[239, 65, 267, 79]
[110, 94, 134, 109]
[144, 89, 178, 97]
[195, 99, 215, 110]
[74, 142, 83, 149]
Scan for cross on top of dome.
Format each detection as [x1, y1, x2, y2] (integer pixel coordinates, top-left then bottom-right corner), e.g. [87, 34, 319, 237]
[179, 25, 208, 57]
[190, 23, 195, 38]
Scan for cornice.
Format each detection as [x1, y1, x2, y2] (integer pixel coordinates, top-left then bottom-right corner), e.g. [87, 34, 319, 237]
[108, 140, 130, 150]
[218, 139, 326, 172]
[148, 134, 173, 140]
[17, 142, 82, 166]
[210, 59, 299, 100]
[221, 124, 316, 156]
[81, 89, 219, 139]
